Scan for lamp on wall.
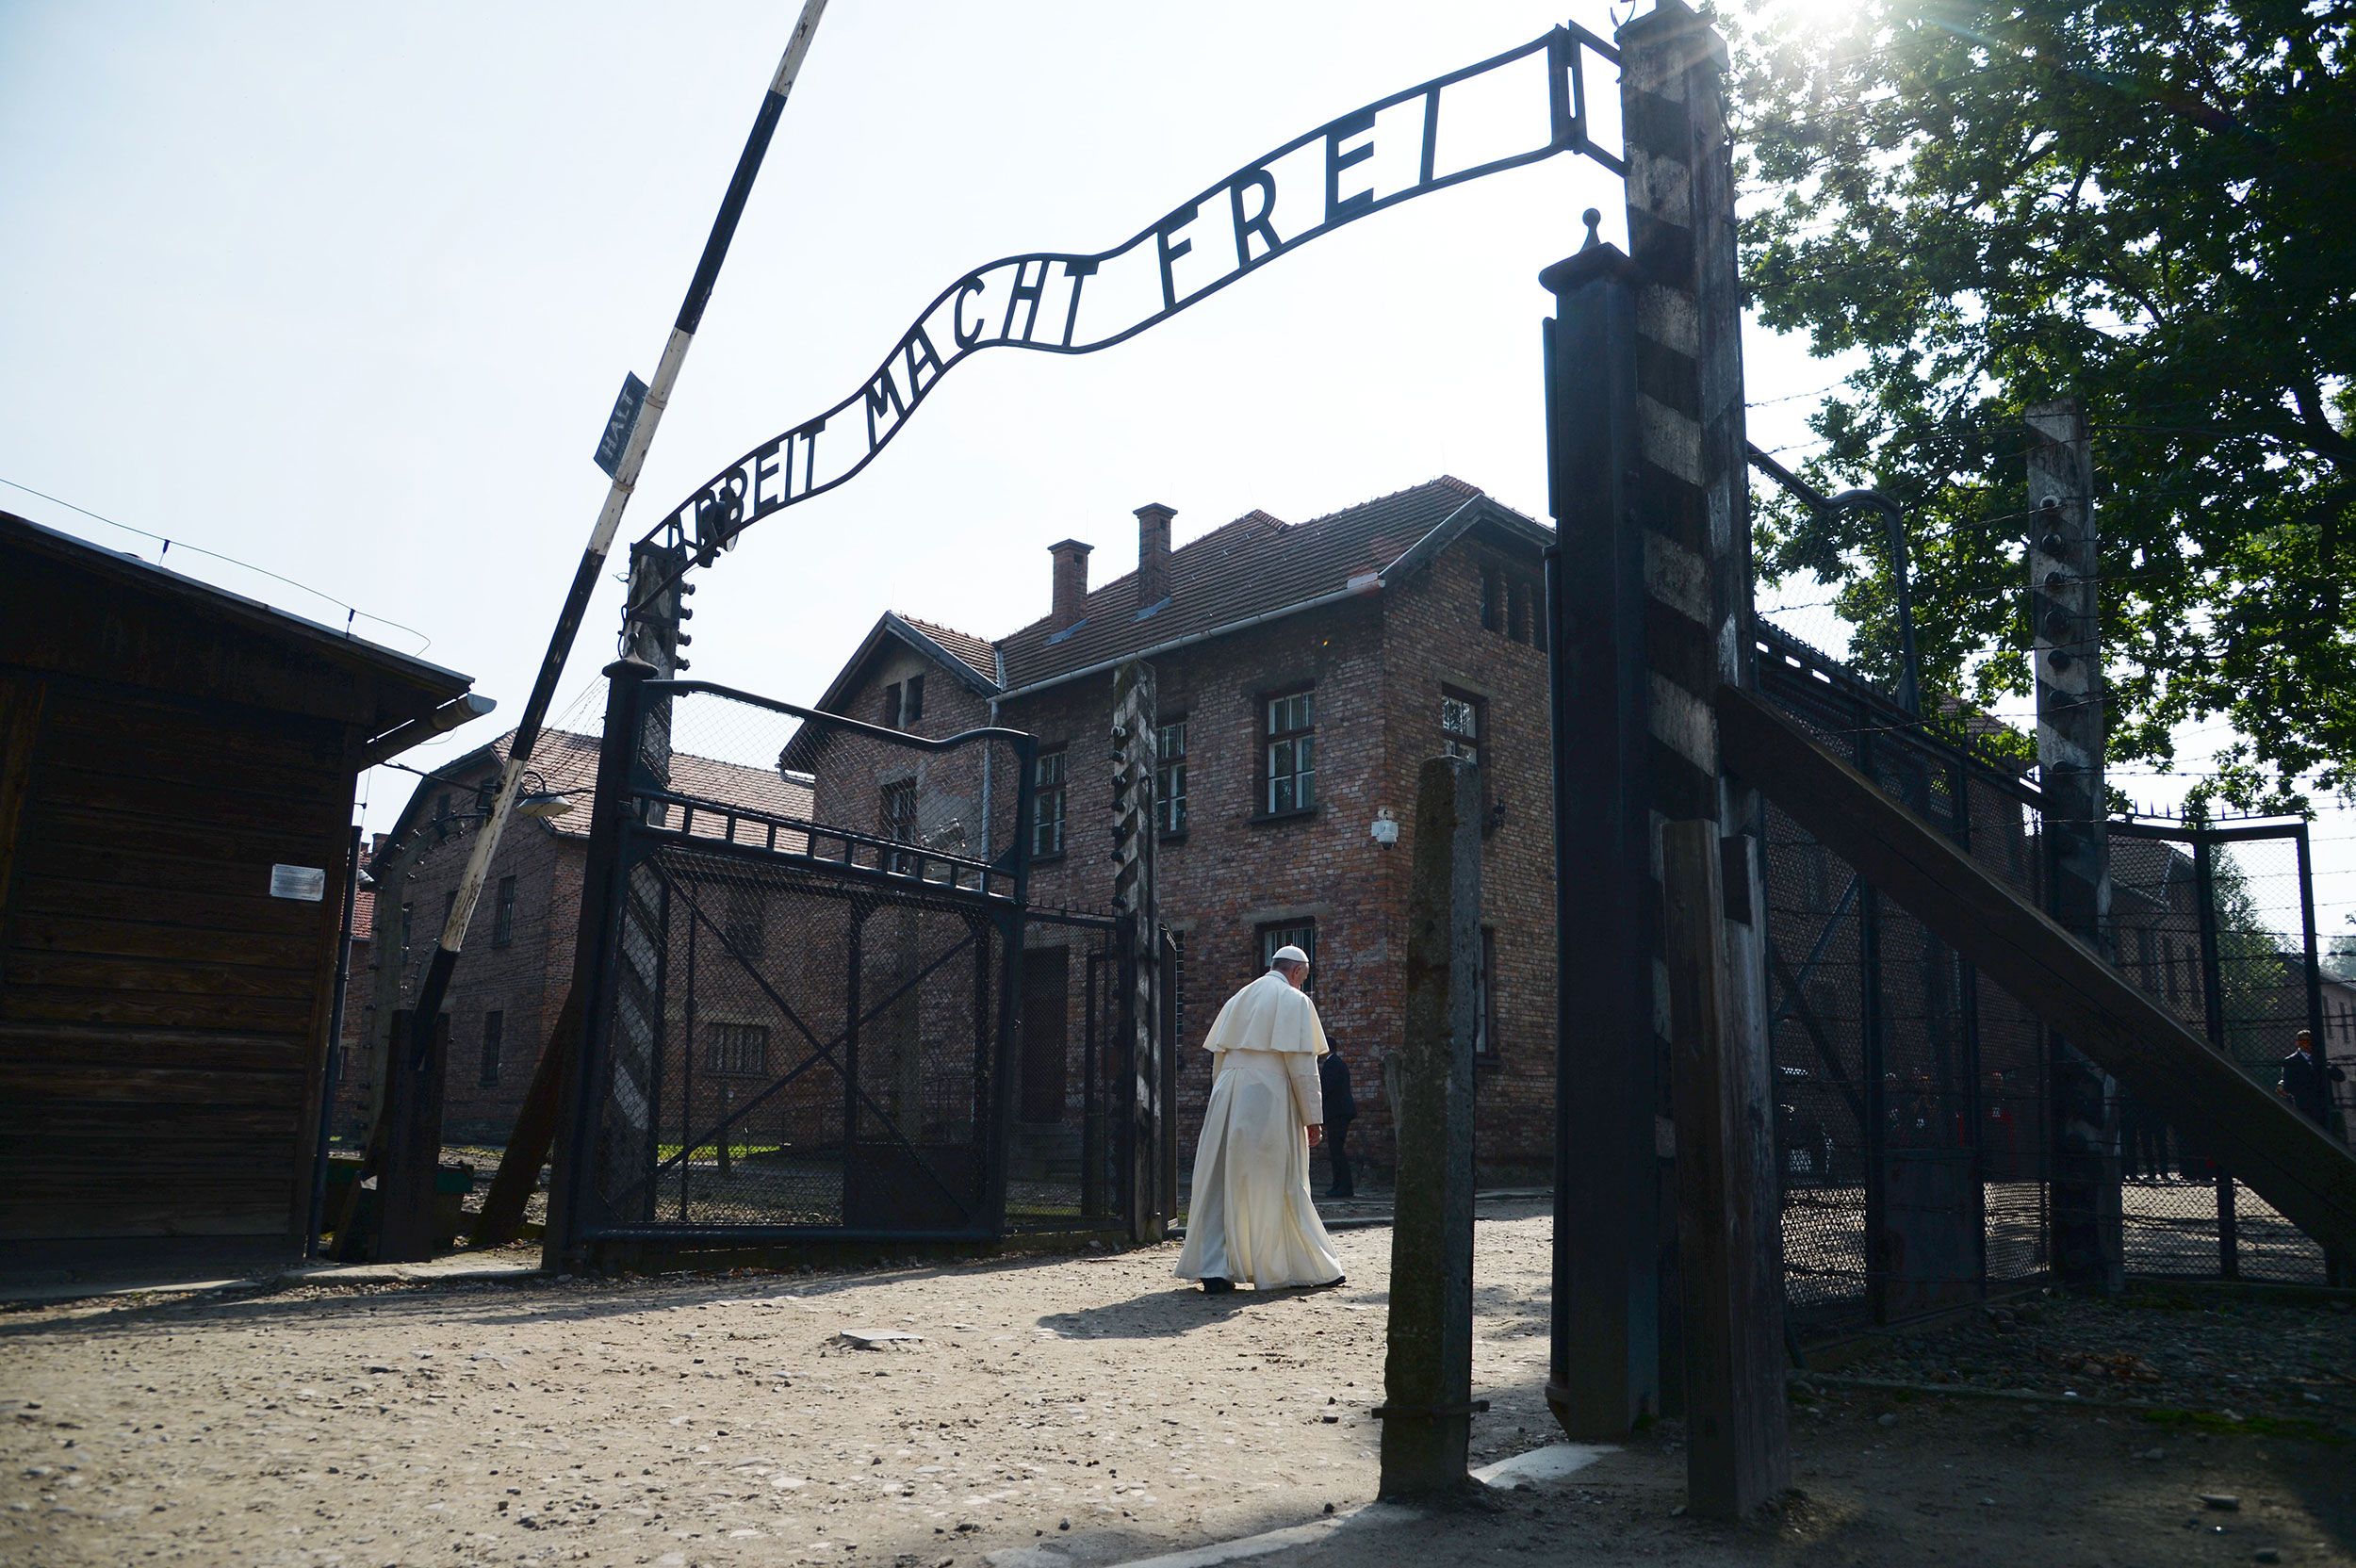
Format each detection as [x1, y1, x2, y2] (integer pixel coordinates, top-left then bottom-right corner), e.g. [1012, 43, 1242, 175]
[1369, 808, 1399, 847]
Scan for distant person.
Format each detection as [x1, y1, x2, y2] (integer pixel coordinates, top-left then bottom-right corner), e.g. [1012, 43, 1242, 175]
[1319, 1041, 1357, 1199]
[2278, 1029, 2345, 1131]
[1174, 946, 1345, 1294]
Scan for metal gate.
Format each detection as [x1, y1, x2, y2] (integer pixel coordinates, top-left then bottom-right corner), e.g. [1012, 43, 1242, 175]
[549, 666, 1136, 1258]
[1757, 620, 2053, 1337]
[2106, 819, 2335, 1282]
[1006, 907, 1136, 1233]
[1755, 621, 2340, 1334]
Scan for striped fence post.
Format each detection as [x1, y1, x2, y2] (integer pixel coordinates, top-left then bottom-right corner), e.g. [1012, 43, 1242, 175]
[1622, 0, 1789, 1510]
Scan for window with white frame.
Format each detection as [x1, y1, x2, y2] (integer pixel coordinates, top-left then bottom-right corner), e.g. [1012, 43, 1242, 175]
[1155, 719, 1188, 835]
[1263, 691, 1316, 814]
[1441, 690, 1481, 766]
[1031, 749, 1067, 858]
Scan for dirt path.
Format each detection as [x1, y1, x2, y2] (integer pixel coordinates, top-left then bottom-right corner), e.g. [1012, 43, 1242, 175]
[2, 1207, 2349, 1568]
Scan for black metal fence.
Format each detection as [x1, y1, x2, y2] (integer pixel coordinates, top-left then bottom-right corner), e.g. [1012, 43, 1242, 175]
[1752, 620, 2335, 1340]
[550, 669, 1138, 1261]
[1757, 620, 2053, 1337]
[2105, 821, 2333, 1282]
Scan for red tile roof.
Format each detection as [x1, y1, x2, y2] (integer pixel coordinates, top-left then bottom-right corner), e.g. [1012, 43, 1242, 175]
[898, 615, 1000, 687]
[797, 477, 1546, 718]
[405, 728, 813, 842]
[995, 477, 1512, 690]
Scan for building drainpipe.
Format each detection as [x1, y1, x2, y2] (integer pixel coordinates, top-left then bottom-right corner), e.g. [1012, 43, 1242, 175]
[307, 825, 365, 1258]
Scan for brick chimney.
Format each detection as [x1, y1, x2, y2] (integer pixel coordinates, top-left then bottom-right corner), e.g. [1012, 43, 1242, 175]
[1135, 502, 1175, 611]
[1048, 538, 1093, 630]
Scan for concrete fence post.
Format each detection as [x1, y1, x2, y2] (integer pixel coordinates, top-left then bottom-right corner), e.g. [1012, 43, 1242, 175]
[1378, 755, 1484, 1502]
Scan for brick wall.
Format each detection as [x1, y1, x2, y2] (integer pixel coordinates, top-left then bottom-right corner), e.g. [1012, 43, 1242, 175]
[1375, 536, 1558, 1177]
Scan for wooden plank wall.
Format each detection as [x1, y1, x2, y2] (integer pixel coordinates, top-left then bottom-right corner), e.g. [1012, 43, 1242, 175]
[0, 670, 352, 1250]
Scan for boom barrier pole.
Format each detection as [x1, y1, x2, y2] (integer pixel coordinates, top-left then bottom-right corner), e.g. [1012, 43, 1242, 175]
[395, 4, 832, 1120]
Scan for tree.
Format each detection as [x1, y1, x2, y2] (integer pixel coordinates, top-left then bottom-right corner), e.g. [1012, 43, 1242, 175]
[2325, 913, 2356, 985]
[1735, 0, 2355, 809]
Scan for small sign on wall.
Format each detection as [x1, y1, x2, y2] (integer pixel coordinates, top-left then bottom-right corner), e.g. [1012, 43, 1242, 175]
[270, 864, 327, 902]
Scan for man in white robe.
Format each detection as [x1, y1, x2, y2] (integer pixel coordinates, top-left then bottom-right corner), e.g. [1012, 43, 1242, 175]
[1174, 945, 1346, 1293]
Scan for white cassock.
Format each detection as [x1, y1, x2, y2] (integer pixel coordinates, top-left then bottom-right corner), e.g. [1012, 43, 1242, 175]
[1173, 970, 1345, 1288]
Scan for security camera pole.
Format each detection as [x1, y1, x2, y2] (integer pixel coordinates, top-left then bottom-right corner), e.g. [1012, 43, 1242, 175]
[396, 6, 831, 1091]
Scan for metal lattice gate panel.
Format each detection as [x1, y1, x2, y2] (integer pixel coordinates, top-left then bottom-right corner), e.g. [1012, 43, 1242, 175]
[1758, 621, 2054, 1337]
[1756, 622, 2340, 1336]
[552, 670, 1140, 1256]
[2107, 823, 2333, 1283]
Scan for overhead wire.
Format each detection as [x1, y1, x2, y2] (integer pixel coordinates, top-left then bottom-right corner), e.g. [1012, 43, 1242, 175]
[0, 475, 434, 653]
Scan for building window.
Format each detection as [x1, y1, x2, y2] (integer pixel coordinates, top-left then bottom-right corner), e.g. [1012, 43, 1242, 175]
[1475, 926, 1496, 1053]
[492, 875, 516, 947]
[1480, 564, 1502, 633]
[1441, 690, 1482, 767]
[723, 884, 764, 952]
[1156, 719, 1189, 836]
[1259, 920, 1317, 988]
[1031, 749, 1067, 858]
[881, 779, 919, 874]
[1508, 580, 1534, 645]
[1263, 690, 1316, 815]
[706, 1021, 770, 1075]
[480, 1009, 503, 1086]
[882, 677, 926, 729]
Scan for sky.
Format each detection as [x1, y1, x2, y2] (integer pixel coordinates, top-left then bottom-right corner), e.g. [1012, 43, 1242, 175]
[1, 0, 2348, 953]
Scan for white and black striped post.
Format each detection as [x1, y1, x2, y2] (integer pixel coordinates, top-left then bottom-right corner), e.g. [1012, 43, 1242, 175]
[1110, 659, 1163, 1240]
[1544, 0, 1788, 1511]
[2027, 396, 2124, 1292]
[395, 4, 830, 1113]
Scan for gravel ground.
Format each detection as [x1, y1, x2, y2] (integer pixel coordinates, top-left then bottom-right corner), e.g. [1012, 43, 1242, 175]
[3, 1207, 2350, 1568]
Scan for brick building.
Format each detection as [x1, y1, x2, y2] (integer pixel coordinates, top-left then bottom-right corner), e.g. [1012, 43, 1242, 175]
[343, 729, 812, 1144]
[795, 477, 1560, 1178]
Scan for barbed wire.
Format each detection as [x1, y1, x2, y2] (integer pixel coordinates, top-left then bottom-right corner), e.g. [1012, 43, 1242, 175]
[0, 474, 435, 653]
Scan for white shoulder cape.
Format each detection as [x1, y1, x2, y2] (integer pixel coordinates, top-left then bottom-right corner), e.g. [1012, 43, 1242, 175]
[1201, 970, 1329, 1056]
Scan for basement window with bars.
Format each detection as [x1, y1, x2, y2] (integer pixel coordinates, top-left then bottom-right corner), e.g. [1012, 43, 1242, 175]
[706, 1021, 770, 1075]
[1156, 719, 1188, 836]
[1263, 690, 1316, 815]
[1259, 920, 1317, 988]
[1032, 749, 1067, 858]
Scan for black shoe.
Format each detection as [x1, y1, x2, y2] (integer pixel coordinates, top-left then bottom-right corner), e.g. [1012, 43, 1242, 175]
[1201, 1277, 1235, 1295]
[1312, 1274, 1347, 1290]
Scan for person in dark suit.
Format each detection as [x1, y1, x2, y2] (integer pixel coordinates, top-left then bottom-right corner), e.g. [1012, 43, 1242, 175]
[2279, 1029, 2344, 1130]
[1318, 1042, 1357, 1199]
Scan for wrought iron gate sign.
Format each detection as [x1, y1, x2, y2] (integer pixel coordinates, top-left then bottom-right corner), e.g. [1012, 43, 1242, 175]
[644, 23, 1623, 573]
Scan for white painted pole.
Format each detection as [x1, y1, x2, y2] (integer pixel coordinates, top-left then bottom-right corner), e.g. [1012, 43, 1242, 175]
[403, 1, 832, 1065]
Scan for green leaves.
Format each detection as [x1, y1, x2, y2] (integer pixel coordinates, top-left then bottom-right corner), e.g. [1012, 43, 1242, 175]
[1737, 0, 2356, 808]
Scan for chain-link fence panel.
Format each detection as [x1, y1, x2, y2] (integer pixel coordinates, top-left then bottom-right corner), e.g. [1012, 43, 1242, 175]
[564, 678, 1041, 1248]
